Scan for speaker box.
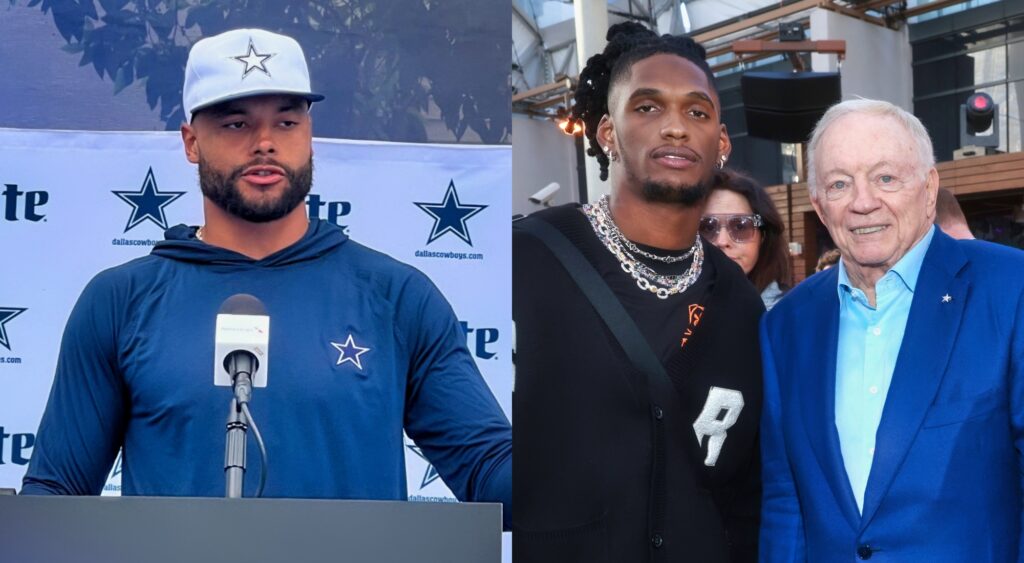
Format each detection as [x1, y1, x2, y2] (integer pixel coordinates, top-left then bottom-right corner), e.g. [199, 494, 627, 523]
[740, 71, 841, 143]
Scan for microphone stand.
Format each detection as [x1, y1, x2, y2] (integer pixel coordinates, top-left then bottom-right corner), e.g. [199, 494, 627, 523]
[224, 397, 248, 498]
[224, 354, 255, 498]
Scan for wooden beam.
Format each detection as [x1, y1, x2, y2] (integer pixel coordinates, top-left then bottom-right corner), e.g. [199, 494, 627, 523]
[817, 2, 887, 26]
[707, 29, 781, 59]
[512, 77, 573, 103]
[732, 39, 847, 56]
[857, 0, 901, 12]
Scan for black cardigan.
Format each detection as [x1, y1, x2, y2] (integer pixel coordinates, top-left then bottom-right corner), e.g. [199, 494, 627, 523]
[513, 205, 764, 563]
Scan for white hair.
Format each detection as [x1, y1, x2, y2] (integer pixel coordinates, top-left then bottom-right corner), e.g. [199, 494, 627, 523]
[806, 98, 935, 199]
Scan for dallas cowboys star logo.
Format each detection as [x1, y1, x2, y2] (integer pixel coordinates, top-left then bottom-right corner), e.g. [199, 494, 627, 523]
[406, 444, 441, 489]
[110, 451, 123, 478]
[112, 168, 185, 233]
[331, 334, 371, 370]
[232, 39, 275, 78]
[0, 307, 26, 352]
[414, 180, 488, 246]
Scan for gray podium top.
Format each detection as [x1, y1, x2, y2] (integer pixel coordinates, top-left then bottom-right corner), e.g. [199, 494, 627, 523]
[0, 495, 501, 563]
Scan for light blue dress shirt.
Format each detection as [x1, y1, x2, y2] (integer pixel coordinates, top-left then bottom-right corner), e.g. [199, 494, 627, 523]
[834, 225, 935, 512]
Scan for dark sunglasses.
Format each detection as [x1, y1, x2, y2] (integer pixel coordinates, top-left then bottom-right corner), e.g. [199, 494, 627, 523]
[699, 214, 764, 244]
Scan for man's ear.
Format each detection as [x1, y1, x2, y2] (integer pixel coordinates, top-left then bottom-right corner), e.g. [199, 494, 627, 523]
[924, 167, 940, 221]
[597, 114, 615, 154]
[181, 124, 200, 164]
[809, 188, 827, 227]
[718, 123, 732, 165]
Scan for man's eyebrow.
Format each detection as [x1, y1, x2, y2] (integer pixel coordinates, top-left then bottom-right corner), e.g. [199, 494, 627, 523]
[868, 160, 901, 172]
[626, 87, 663, 102]
[278, 100, 305, 112]
[686, 91, 715, 106]
[205, 105, 247, 118]
[625, 88, 716, 108]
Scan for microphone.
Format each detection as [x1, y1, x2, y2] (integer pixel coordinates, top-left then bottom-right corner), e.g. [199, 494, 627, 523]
[215, 294, 270, 498]
[214, 294, 270, 404]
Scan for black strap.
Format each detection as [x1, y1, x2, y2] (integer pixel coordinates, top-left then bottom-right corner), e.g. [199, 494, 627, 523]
[518, 217, 670, 382]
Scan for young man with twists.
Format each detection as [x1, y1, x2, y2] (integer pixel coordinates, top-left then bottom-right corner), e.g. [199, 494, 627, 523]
[513, 22, 763, 563]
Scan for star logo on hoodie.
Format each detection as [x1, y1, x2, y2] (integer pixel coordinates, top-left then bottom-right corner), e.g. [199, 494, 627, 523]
[414, 180, 487, 246]
[331, 334, 370, 370]
[112, 168, 185, 233]
[233, 39, 275, 78]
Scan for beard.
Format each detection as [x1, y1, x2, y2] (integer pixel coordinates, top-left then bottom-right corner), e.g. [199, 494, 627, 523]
[199, 156, 313, 223]
[640, 177, 713, 206]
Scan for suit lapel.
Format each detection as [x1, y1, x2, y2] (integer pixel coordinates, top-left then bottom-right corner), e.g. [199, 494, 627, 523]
[859, 232, 969, 528]
[799, 269, 861, 529]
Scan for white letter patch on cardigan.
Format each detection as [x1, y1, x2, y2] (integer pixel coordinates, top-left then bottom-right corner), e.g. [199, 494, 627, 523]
[693, 387, 744, 466]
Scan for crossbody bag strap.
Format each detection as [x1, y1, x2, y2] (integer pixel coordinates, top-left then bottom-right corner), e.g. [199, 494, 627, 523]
[517, 216, 669, 381]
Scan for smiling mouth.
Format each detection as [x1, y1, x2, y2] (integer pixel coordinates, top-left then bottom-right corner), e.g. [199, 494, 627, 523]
[851, 226, 888, 235]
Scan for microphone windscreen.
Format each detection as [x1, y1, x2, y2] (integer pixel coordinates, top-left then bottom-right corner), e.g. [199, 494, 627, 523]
[218, 294, 267, 316]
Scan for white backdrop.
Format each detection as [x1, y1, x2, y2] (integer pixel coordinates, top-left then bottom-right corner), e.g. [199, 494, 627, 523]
[0, 128, 511, 546]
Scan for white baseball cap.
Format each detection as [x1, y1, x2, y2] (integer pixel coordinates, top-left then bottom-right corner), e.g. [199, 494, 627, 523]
[183, 28, 325, 122]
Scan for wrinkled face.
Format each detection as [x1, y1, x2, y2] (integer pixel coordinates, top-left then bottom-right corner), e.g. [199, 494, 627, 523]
[703, 189, 761, 275]
[811, 113, 937, 280]
[598, 53, 730, 206]
[182, 94, 313, 222]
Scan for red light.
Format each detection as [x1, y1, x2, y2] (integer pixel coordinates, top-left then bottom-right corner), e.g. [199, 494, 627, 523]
[972, 95, 989, 110]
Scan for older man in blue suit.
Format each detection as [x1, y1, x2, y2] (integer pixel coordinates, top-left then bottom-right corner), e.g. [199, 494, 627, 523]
[760, 98, 1024, 562]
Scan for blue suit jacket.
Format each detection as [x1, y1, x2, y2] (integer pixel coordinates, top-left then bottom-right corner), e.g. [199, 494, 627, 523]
[760, 230, 1024, 562]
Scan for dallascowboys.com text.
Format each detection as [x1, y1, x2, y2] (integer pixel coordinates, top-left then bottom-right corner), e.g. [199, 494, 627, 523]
[415, 250, 484, 261]
[112, 238, 159, 247]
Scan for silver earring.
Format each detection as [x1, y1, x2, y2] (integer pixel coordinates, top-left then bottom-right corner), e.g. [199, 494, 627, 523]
[717, 155, 727, 170]
[603, 146, 619, 162]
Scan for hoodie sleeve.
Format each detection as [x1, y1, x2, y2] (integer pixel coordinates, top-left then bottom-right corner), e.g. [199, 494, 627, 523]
[399, 271, 512, 530]
[21, 271, 128, 495]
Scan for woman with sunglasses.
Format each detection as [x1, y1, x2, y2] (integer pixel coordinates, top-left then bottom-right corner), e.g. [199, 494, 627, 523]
[700, 169, 793, 310]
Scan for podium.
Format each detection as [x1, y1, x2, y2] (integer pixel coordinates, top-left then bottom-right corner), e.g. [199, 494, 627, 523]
[0, 495, 501, 563]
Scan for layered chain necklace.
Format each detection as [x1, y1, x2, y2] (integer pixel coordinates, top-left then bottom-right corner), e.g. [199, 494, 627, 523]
[582, 195, 704, 300]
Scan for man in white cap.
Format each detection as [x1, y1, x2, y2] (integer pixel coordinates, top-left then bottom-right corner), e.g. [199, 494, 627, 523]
[21, 29, 512, 528]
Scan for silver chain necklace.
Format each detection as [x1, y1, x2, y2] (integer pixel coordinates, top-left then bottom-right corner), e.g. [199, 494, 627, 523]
[598, 196, 696, 263]
[582, 195, 704, 300]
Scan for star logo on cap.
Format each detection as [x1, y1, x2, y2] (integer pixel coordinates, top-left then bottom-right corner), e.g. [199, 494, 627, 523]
[331, 334, 370, 370]
[0, 307, 27, 352]
[233, 39, 275, 78]
[112, 168, 185, 233]
[414, 180, 488, 246]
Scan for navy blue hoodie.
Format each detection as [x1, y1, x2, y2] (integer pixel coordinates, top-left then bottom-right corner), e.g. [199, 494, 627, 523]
[22, 219, 511, 525]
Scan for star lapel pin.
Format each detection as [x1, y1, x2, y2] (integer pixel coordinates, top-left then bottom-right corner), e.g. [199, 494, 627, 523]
[941, 294, 952, 303]
[331, 334, 370, 370]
